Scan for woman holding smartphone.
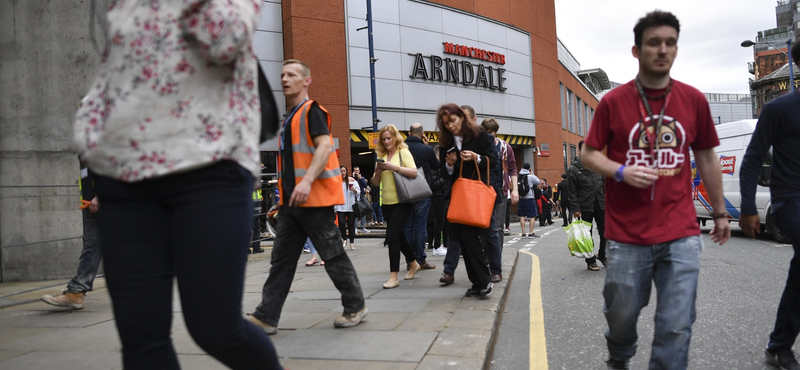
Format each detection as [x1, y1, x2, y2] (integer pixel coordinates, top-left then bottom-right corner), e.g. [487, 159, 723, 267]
[371, 124, 420, 289]
[335, 166, 360, 250]
[437, 103, 499, 298]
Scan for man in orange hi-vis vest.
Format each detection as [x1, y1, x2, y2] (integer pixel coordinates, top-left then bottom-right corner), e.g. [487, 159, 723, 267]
[245, 60, 368, 334]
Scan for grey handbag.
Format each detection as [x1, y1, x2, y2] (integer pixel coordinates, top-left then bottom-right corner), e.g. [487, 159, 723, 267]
[393, 149, 432, 203]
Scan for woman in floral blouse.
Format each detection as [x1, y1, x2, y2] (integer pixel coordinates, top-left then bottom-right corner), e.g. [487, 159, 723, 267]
[72, 1, 281, 368]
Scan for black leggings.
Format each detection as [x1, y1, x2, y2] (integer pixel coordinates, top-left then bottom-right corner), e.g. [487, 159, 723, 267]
[382, 203, 416, 272]
[337, 211, 356, 243]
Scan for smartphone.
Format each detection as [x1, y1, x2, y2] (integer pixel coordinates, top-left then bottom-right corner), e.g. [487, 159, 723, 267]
[447, 146, 457, 153]
[376, 158, 385, 163]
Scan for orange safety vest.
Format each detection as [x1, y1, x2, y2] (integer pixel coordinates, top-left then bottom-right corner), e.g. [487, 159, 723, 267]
[277, 100, 344, 207]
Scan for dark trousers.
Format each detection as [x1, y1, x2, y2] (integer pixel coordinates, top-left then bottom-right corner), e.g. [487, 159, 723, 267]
[382, 203, 416, 272]
[561, 203, 572, 226]
[505, 198, 511, 229]
[539, 202, 552, 226]
[66, 209, 102, 293]
[582, 201, 606, 265]
[449, 223, 491, 290]
[251, 201, 262, 252]
[337, 211, 356, 243]
[255, 206, 365, 326]
[479, 195, 503, 275]
[769, 199, 800, 351]
[93, 161, 281, 370]
[426, 195, 445, 249]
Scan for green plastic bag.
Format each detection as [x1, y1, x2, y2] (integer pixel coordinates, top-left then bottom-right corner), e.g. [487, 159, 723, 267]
[564, 220, 594, 258]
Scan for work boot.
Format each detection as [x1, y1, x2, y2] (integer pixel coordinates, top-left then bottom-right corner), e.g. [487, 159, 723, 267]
[245, 314, 278, 335]
[42, 292, 85, 309]
[333, 306, 369, 328]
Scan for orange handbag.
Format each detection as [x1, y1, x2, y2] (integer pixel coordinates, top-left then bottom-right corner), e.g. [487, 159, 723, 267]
[446, 158, 496, 228]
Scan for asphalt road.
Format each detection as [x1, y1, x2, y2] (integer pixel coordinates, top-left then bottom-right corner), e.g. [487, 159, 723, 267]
[490, 219, 797, 369]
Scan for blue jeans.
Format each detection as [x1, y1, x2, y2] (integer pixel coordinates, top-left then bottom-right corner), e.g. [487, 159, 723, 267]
[404, 198, 430, 265]
[371, 198, 383, 223]
[254, 205, 365, 325]
[768, 199, 800, 351]
[66, 209, 102, 293]
[603, 236, 702, 369]
[93, 161, 281, 369]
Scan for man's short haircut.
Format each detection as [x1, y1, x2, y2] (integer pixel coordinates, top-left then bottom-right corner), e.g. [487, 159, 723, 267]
[461, 105, 476, 119]
[283, 59, 311, 77]
[578, 140, 584, 151]
[542, 178, 547, 182]
[409, 123, 424, 135]
[480, 118, 499, 133]
[793, 41, 800, 69]
[523, 162, 531, 170]
[561, 173, 567, 179]
[633, 10, 680, 48]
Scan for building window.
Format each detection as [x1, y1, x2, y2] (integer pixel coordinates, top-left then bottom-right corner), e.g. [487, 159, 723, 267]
[562, 142, 569, 174]
[575, 97, 582, 136]
[567, 89, 574, 133]
[560, 83, 566, 130]
[569, 144, 577, 162]
[584, 103, 590, 136]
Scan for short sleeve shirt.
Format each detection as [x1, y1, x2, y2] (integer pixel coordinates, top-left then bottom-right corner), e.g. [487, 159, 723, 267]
[584, 79, 719, 245]
[279, 103, 330, 199]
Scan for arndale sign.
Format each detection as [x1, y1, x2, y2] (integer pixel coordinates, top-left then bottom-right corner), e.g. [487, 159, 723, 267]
[409, 42, 507, 91]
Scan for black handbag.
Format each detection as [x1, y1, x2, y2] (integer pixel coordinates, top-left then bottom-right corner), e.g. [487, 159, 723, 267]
[354, 195, 372, 218]
[256, 62, 280, 143]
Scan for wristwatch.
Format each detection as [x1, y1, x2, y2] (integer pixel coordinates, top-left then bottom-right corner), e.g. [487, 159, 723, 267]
[614, 165, 626, 182]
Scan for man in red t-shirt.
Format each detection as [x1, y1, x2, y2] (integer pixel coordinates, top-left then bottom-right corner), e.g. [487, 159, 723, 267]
[580, 11, 730, 370]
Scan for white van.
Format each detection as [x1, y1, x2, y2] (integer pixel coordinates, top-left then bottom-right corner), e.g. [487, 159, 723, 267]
[690, 119, 788, 243]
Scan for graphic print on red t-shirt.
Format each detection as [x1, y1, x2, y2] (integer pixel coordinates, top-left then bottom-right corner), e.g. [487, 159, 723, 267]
[624, 115, 687, 178]
[584, 79, 719, 245]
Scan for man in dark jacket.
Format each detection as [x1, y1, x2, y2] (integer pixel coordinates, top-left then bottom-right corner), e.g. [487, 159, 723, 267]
[567, 140, 605, 271]
[556, 173, 571, 226]
[404, 123, 439, 270]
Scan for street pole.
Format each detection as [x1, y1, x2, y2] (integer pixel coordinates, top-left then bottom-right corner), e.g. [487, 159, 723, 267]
[366, 0, 379, 132]
[788, 39, 795, 92]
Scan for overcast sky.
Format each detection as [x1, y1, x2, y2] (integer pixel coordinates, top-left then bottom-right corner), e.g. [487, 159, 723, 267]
[554, 0, 784, 94]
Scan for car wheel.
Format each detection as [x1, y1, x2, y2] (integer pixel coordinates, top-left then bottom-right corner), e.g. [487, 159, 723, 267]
[767, 212, 791, 244]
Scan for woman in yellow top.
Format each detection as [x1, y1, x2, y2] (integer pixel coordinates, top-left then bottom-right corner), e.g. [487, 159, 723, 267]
[371, 124, 420, 289]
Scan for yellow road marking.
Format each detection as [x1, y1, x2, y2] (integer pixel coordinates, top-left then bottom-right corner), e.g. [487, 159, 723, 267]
[520, 250, 548, 369]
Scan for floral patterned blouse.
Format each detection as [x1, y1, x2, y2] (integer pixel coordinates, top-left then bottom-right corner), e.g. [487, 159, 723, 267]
[73, 0, 262, 182]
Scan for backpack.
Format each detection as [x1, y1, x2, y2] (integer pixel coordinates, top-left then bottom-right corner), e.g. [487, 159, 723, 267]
[518, 174, 531, 196]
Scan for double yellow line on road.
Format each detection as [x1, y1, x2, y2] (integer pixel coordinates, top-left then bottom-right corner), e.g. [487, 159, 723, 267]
[520, 250, 549, 369]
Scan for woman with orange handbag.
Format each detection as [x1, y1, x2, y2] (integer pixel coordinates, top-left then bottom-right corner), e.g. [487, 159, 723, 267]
[436, 103, 500, 298]
[370, 124, 420, 289]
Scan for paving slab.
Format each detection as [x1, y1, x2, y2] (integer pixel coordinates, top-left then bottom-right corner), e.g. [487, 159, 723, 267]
[427, 327, 493, 359]
[274, 329, 438, 362]
[447, 308, 497, 331]
[0, 230, 522, 369]
[416, 354, 485, 370]
[279, 358, 416, 370]
[0, 350, 122, 370]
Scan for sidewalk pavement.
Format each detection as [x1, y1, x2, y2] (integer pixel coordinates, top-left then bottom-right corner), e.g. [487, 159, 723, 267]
[0, 234, 520, 369]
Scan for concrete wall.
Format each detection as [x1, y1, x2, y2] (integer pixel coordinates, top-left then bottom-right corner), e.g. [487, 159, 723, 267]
[0, 0, 107, 281]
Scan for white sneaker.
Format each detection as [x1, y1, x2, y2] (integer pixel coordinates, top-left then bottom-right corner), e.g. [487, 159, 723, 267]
[359, 228, 370, 233]
[433, 247, 448, 256]
[503, 227, 510, 235]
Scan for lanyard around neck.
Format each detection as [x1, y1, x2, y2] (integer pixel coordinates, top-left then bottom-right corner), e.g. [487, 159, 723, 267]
[634, 77, 673, 200]
[634, 77, 673, 169]
[280, 99, 309, 151]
